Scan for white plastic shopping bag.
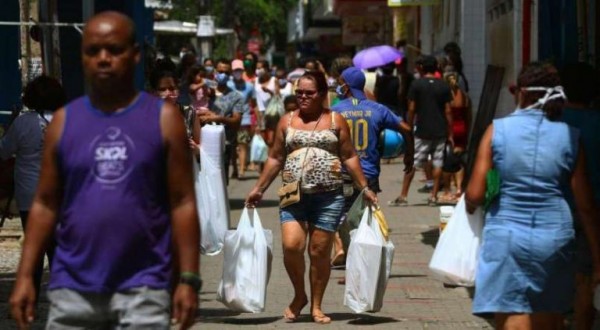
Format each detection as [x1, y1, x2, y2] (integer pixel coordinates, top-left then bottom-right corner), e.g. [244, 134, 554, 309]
[250, 134, 268, 163]
[217, 208, 273, 313]
[195, 124, 230, 255]
[428, 194, 483, 287]
[344, 207, 395, 313]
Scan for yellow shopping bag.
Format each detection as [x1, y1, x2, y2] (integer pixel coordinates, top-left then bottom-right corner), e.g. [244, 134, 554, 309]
[372, 205, 389, 241]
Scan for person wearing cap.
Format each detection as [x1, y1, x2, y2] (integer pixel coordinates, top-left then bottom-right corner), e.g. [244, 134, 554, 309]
[330, 67, 414, 265]
[228, 59, 256, 179]
[194, 58, 244, 184]
[465, 61, 600, 329]
[389, 55, 453, 206]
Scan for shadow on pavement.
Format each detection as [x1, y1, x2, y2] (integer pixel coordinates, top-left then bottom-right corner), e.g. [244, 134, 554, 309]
[291, 313, 398, 325]
[420, 227, 439, 248]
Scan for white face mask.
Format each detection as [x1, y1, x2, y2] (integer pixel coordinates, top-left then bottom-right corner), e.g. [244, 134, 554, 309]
[521, 86, 566, 109]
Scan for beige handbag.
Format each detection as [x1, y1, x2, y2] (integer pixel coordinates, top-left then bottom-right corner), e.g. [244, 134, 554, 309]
[277, 180, 300, 208]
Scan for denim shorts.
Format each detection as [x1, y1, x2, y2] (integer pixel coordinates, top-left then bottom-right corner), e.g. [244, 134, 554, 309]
[279, 189, 345, 232]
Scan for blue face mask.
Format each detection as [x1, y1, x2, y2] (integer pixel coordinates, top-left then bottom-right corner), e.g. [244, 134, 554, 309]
[205, 65, 214, 73]
[335, 84, 346, 98]
[216, 72, 229, 85]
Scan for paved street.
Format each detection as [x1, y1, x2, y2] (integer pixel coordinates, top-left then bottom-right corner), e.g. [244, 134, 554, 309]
[0, 160, 493, 329]
[193, 160, 492, 329]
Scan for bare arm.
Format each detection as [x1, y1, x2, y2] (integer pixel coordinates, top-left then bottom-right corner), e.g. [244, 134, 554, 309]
[10, 108, 66, 327]
[161, 102, 199, 275]
[197, 110, 242, 131]
[161, 102, 199, 328]
[571, 148, 600, 276]
[465, 124, 493, 212]
[407, 100, 416, 128]
[445, 102, 454, 143]
[399, 120, 414, 173]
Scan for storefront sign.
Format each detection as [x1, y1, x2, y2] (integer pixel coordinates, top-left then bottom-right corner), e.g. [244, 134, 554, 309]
[197, 15, 215, 37]
[342, 16, 384, 46]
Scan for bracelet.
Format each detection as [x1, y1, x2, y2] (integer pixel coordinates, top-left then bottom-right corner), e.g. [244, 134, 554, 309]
[179, 272, 202, 292]
[361, 186, 370, 193]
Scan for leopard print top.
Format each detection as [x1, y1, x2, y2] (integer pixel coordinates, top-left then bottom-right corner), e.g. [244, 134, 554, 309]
[282, 111, 343, 194]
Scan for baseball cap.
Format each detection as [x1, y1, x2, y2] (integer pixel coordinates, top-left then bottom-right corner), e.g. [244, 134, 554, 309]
[341, 67, 366, 100]
[231, 59, 244, 71]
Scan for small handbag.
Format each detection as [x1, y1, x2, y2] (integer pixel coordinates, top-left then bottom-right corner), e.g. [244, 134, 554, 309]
[278, 180, 301, 208]
[442, 141, 462, 173]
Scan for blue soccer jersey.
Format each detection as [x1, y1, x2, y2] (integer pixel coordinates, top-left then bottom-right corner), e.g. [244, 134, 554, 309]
[332, 97, 402, 178]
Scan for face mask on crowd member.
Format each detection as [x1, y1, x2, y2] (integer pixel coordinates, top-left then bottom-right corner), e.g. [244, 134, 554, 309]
[215, 72, 229, 86]
[256, 68, 265, 77]
[205, 65, 214, 73]
[335, 84, 346, 98]
[279, 78, 288, 88]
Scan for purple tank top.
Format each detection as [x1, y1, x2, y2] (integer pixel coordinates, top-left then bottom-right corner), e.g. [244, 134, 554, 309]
[49, 92, 172, 293]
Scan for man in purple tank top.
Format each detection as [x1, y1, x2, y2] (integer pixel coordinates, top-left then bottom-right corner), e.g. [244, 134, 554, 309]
[10, 11, 200, 329]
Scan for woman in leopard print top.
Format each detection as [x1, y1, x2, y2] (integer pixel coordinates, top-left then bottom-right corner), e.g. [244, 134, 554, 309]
[246, 71, 377, 324]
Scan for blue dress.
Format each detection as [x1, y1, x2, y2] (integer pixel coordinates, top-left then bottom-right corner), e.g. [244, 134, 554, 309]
[473, 109, 580, 314]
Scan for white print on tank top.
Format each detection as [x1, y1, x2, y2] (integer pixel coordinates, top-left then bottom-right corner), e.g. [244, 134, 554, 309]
[90, 127, 135, 184]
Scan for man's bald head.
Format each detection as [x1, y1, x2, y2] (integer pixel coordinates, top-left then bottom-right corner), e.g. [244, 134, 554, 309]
[84, 11, 136, 46]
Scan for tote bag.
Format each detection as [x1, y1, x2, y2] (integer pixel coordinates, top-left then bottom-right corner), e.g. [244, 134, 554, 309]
[428, 194, 483, 286]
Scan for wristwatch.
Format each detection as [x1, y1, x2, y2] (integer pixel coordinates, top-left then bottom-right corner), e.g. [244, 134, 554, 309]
[179, 272, 203, 292]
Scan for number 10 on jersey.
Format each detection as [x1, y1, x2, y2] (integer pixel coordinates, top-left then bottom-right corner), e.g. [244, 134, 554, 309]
[346, 119, 368, 151]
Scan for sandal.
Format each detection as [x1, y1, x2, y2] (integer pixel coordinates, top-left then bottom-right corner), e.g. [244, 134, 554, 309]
[438, 194, 458, 205]
[387, 197, 408, 207]
[427, 196, 438, 206]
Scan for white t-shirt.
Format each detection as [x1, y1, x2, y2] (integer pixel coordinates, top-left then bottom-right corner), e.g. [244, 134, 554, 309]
[255, 76, 277, 112]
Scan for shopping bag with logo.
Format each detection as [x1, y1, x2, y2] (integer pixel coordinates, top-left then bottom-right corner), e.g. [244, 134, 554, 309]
[428, 194, 483, 287]
[217, 207, 273, 313]
[250, 134, 268, 163]
[344, 207, 395, 313]
[195, 124, 230, 255]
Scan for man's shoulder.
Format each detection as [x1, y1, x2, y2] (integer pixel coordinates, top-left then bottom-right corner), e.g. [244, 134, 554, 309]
[331, 98, 353, 111]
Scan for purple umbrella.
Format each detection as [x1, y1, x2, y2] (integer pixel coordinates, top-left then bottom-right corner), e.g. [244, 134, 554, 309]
[352, 45, 404, 70]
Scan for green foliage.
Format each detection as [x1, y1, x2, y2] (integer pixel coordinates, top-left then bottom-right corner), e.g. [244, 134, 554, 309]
[166, 0, 297, 56]
[169, 0, 199, 23]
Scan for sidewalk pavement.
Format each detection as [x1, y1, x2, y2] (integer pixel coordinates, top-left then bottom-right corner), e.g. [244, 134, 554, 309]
[0, 160, 493, 329]
[193, 161, 492, 329]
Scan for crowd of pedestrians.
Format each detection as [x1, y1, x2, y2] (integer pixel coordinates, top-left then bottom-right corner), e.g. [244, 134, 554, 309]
[2, 10, 600, 330]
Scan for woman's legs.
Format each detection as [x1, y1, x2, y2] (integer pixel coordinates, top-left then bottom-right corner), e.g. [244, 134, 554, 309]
[495, 313, 531, 330]
[281, 221, 309, 320]
[574, 272, 595, 329]
[308, 226, 335, 324]
[237, 142, 248, 177]
[494, 313, 564, 330]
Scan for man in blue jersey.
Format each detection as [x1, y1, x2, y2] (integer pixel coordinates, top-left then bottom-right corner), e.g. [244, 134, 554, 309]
[331, 67, 414, 264]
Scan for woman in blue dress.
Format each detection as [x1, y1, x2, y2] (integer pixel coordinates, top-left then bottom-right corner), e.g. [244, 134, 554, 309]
[465, 62, 600, 329]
